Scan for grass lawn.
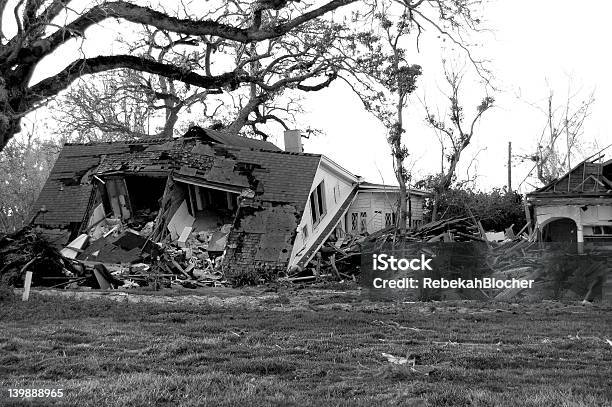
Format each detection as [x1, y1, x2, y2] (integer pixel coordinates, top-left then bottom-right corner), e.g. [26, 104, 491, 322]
[1, 289, 611, 406]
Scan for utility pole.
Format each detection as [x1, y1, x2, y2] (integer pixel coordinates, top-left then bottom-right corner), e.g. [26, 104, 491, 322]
[507, 141, 512, 192]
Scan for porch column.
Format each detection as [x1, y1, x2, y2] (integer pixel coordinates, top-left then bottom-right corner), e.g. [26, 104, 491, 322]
[576, 209, 584, 254]
[576, 226, 584, 254]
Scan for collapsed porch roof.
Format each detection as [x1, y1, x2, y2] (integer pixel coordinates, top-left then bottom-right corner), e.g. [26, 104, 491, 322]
[528, 155, 612, 200]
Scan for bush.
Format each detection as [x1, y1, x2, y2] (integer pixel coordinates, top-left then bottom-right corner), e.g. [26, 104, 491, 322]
[424, 187, 526, 232]
[224, 265, 279, 287]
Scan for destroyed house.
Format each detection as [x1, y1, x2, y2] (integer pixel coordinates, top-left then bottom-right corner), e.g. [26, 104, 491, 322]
[30, 128, 367, 274]
[526, 156, 612, 252]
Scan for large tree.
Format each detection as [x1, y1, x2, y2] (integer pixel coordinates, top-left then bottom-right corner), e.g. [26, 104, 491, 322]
[422, 61, 493, 221]
[0, 0, 355, 150]
[521, 82, 595, 185]
[51, 8, 345, 141]
[337, 1, 422, 234]
[0, 0, 487, 152]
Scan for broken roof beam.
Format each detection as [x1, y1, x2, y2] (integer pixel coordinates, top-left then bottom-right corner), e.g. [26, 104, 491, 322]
[572, 175, 607, 192]
[173, 173, 245, 194]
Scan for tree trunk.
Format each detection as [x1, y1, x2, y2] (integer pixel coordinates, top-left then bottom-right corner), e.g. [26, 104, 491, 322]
[395, 91, 407, 235]
[0, 111, 23, 153]
[162, 106, 180, 138]
[396, 147, 407, 234]
[431, 193, 439, 222]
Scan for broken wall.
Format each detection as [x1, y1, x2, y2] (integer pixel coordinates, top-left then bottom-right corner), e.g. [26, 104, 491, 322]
[223, 202, 300, 284]
[150, 175, 186, 242]
[290, 160, 357, 267]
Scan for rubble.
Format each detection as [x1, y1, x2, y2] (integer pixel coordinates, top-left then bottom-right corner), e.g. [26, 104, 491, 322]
[1, 213, 231, 291]
[0, 227, 81, 287]
[283, 217, 486, 283]
[3, 209, 607, 302]
[287, 216, 609, 302]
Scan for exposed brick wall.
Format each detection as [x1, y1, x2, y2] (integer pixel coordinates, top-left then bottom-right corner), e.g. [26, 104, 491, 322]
[223, 202, 300, 283]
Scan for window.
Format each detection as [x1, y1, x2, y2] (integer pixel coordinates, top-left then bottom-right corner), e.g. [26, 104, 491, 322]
[309, 181, 326, 225]
[590, 225, 612, 236]
[385, 212, 396, 227]
[360, 211, 367, 231]
[351, 213, 358, 231]
[302, 225, 309, 243]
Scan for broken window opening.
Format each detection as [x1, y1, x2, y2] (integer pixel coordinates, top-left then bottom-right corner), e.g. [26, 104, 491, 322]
[176, 181, 238, 234]
[124, 175, 166, 214]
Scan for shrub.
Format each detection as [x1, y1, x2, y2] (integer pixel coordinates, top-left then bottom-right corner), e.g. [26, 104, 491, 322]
[421, 187, 526, 232]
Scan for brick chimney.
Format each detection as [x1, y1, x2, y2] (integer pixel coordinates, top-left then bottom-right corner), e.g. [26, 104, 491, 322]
[283, 129, 303, 153]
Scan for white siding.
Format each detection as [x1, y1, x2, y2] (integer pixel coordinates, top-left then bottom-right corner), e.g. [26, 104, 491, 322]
[535, 204, 612, 228]
[288, 162, 356, 267]
[347, 191, 426, 234]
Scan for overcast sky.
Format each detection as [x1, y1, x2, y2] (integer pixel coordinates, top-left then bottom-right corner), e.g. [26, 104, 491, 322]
[295, 0, 612, 192]
[20, 0, 612, 193]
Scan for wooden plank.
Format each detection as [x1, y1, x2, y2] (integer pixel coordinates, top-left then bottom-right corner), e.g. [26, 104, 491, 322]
[187, 184, 195, 216]
[177, 226, 193, 247]
[93, 269, 111, 290]
[22, 271, 33, 301]
[49, 277, 90, 289]
[170, 259, 191, 278]
[596, 158, 602, 193]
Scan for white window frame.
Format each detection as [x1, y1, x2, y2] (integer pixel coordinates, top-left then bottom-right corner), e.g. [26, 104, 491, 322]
[351, 213, 358, 231]
[360, 211, 367, 232]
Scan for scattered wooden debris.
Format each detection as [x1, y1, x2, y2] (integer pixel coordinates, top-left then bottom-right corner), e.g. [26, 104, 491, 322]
[0, 227, 81, 287]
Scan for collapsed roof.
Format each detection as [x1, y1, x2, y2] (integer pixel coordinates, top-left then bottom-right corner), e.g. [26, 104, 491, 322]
[528, 157, 612, 199]
[31, 128, 322, 275]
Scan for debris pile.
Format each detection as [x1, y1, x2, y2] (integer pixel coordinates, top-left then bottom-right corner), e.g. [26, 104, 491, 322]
[285, 217, 489, 284]
[289, 216, 608, 302]
[2, 202, 232, 291]
[0, 227, 81, 287]
[486, 236, 609, 302]
[4, 208, 607, 302]
[71, 214, 231, 289]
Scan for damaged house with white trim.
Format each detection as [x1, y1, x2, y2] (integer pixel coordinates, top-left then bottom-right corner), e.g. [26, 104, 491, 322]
[526, 155, 612, 253]
[29, 127, 428, 276]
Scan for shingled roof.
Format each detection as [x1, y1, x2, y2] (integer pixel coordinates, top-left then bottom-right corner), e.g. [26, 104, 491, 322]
[183, 126, 281, 151]
[30, 138, 170, 228]
[32, 134, 319, 229]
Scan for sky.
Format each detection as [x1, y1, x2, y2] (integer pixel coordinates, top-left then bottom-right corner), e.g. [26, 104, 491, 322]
[16, 0, 612, 193]
[293, 0, 612, 192]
